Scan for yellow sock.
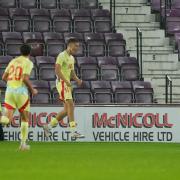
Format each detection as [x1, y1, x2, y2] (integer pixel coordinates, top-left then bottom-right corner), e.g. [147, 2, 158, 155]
[50, 117, 58, 127]
[69, 121, 76, 132]
[0, 116, 10, 125]
[20, 122, 28, 144]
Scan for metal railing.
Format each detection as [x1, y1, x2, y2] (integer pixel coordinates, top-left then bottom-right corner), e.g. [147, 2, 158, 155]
[110, 0, 116, 32]
[136, 27, 143, 80]
[165, 75, 173, 103]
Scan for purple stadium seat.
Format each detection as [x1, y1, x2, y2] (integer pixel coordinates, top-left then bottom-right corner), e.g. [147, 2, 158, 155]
[132, 81, 154, 103]
[19, 0, 38, 9]
[9, 8, 30, 32]
[166, 9, 180, 35]
[76, 57, 98, 80]
[36, 56, 55, 80]
[92, 9, 112, 33]
[50, 9, 72, 33]
[105, 33, 126, 56]
[40, 0, 58, 9]
[0, 8, 11, 32]
[118, 57, 139, 81]
[91, 81, 113, 103]
[0, 0, 17, 8]
[85, 33, 106, 56]
[73, 9, 92, 33]
[71, 81, 92, 104]
[30, 9, 51, 32]
[23, 32, 44, 56]
[151, 0, 162, 12]
[97, 56, 117, 66]
[111, 81, 133, 103]
[31, 80, 51, 104]
[43, 32, 65, 57]
[60, 0, 78, 9]
[100, 64, 119, 81]
[79, 0, 99, 9]
[2, 32, 23, 56]
[0, 56, 12, 77]
[64, 33, 86, 56]
[172, 0, 180, 9]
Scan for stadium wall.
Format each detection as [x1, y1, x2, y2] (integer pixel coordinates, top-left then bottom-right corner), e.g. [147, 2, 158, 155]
[3, 105, 180, 143]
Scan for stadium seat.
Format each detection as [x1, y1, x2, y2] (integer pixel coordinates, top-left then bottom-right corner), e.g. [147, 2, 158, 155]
[79, 0, 99, 9]
[0, 0, 17, 8]
[77, 57, 98, 80]
[36, 56, 56, 80]
[97, 56, 117, 66]
[43, 32, 65, 57]
[59, 0, 78, 9]
[40, 0, 58, 9]
[2, 32, 23, 56]
[64, 33, 86, 56]
[0, 8, 11, 32]
[9, 8, 30, 32]
[85, 33, 106, 56]
[50, 9, 72, 33]
[105, 33, 126, 57]
[73, 9, 92, 33]
[31, 80, 51, 104]
[92, 9, 112, 33]
[23, 32, 44, 56]
[100, 64, 119, 81]
[72, 81, 93, 104]
[0, 56, 12, 77]
[19, 0, 38, 9]
[118, 57, 139, 81]
[132, 81, 154, 103]
[30, 9, 51, 32]
[111, 81, 133, 103]
[91, 81, 113, 103]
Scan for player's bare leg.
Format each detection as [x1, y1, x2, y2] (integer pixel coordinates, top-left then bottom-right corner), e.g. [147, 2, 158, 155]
[19, 111, 30, 151]
[43, 102, 67, 137]
[66, 99, 85, 140]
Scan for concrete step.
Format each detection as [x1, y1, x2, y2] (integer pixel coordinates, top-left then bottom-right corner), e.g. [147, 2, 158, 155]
[119, 29, 166, 38]
[143, 60, 176, 71]
[116, 6, 151, 15]
[117, 22, 160, 30]
[130, 53, 179, 62]
[116, 14, 156, 23]
[100, 0, 148, 5]
[127, 37, 170, 47]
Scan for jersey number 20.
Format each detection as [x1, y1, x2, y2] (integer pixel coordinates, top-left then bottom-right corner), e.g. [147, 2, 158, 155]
[8, 65, 23, 81]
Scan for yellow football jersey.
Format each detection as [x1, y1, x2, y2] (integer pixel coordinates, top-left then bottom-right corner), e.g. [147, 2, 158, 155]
[56, 50, 75, 82]
[5, 56, 33, 88]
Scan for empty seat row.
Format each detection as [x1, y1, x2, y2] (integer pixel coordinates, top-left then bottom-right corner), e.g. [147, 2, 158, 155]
[0, 56, 139, 81]
[0, 32, 126, 57]
[0, 0, 99, 9]
[0, 80, 154, 104]
[0, 8, 111, 33]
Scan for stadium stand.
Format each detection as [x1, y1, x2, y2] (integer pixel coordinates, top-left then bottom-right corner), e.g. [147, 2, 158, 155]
[0, 0, 164, 104]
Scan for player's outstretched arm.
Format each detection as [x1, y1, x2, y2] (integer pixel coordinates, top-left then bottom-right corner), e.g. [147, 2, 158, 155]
[23, 74, 38, 96]
[55, 64, 71, 87]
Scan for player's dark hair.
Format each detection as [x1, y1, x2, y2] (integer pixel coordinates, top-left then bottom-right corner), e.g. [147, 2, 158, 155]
[20, 44, 31, 56]
[67, 38, 79, 45]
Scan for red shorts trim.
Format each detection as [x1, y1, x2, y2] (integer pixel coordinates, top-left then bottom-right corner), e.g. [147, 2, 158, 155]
[4, 103, 15, 110]
[19, 99, 29, 113]
[60, 80, 65, 101]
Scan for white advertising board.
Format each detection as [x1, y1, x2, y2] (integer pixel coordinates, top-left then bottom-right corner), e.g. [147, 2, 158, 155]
[3, 106, 180, 143]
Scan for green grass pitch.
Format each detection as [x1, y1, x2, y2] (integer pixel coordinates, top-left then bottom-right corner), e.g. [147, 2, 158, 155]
[0, 142, 180, 180]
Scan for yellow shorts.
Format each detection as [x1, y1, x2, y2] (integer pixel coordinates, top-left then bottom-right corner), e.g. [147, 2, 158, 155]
[4, 86, 30, 113]
[56, 80, 73, 102]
